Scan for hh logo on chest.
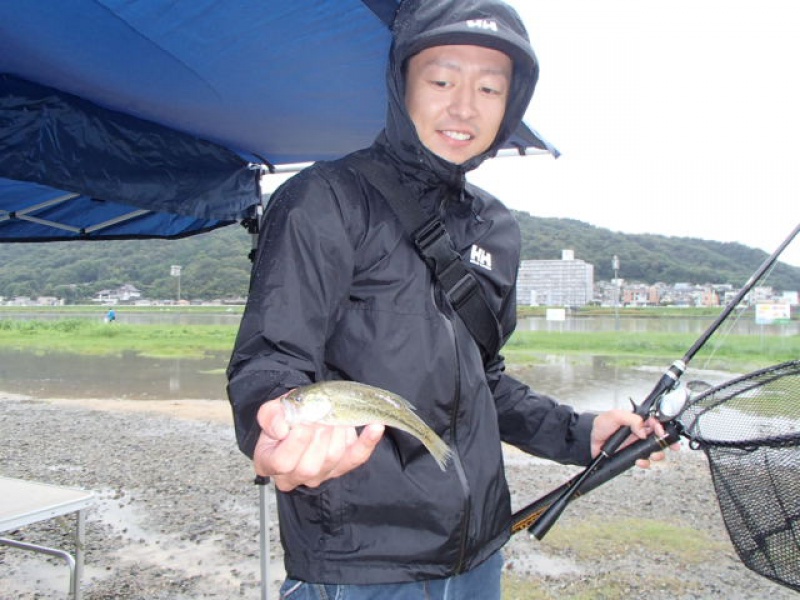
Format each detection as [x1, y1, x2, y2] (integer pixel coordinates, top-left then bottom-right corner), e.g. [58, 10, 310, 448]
[470, 245, 493, 271]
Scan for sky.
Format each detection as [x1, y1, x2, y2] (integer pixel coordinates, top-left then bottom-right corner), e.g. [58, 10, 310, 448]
[469, 0, 800, 267]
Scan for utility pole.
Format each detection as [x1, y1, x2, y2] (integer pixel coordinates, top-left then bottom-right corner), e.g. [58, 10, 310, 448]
[170, 265, 182, 304]
[612, 255, 620, 331]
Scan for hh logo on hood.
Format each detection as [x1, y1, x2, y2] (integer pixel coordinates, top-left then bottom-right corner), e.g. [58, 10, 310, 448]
[466, 19, 498, 32]
[470, 245, 493, 271]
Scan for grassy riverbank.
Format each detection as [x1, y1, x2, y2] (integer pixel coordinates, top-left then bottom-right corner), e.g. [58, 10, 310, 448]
[1, 316, 796, 370]
[503, 330, 798, 370]
[0, 319, 234, 358]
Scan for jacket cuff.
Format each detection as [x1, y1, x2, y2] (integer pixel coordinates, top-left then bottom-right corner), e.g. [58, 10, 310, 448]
[574, 412, 597, 466]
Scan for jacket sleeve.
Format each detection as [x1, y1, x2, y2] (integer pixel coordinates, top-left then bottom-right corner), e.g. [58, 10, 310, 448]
[488, 361, 596, 466]
[226, 167, 356, 458]
[486, 270, 596, 467]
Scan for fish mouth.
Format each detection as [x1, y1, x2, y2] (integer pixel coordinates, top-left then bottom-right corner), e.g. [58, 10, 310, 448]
[280, 395, 298, 423]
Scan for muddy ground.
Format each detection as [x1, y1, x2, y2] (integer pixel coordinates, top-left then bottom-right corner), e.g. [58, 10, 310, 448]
[1, 392, 796, 600]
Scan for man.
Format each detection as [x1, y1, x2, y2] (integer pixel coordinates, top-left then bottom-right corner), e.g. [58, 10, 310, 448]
[227, 1, 668, 598]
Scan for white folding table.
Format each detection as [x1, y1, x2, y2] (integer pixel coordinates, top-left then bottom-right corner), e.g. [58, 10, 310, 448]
[0, 476, 95, 600]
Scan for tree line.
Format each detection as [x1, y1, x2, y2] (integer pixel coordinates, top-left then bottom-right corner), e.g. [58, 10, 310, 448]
[0, 212, 797, 303]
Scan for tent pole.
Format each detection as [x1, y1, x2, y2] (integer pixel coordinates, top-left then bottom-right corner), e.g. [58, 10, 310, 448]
[256, 476, 270, 600]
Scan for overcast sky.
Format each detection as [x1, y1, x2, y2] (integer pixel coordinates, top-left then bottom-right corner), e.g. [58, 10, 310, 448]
[470, 0, 800, 267]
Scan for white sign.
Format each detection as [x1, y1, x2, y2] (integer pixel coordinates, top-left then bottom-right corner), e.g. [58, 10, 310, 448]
[546, 308, 567, 322]
[170, 265, 182, 277]
[755, 303, 790, 325]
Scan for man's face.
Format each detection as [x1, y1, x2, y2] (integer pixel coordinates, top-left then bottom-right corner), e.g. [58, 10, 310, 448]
[405, 44, 512, 165]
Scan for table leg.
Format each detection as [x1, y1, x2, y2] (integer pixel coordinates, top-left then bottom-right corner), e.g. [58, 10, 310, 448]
[74, 508, 87, 600]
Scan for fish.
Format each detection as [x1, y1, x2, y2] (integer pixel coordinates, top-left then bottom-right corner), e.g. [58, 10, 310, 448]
[281, 380, 452, 471]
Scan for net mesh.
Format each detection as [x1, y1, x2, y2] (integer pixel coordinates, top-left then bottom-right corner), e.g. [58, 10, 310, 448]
[677, 359, 800, 592]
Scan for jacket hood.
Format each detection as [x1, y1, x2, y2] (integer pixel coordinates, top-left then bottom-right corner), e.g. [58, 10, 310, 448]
[383, 0, 539, 184]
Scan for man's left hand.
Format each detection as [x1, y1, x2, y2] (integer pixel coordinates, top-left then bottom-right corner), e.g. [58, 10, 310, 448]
[590, 409, 679, 468]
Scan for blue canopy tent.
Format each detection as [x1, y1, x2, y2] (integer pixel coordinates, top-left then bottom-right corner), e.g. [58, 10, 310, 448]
[0, 4, 558, 597]
[0, 0, 556, 242]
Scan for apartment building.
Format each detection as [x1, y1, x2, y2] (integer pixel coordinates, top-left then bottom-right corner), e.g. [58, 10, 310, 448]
[517, 250, 594, 307]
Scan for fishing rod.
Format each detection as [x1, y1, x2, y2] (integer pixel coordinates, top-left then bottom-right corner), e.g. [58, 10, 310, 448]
[520, 222, 800, 540]
[511, 421, 682, 534]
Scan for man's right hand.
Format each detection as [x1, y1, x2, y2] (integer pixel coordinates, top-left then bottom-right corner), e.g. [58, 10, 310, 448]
[253, 398, 385, 492]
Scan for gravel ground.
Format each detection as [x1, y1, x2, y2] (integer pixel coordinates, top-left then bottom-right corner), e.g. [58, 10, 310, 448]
[1, 392, 797, 600]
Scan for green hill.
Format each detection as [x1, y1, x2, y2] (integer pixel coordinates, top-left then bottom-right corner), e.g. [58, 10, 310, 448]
[513, 212, 799, 286]
[0, 212, 797, 302]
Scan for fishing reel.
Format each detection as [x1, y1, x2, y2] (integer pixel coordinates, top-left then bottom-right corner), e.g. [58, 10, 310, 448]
[652, 379, 712, 422]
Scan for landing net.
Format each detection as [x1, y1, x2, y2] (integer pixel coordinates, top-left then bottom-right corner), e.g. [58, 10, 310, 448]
[677, 359, 800, 591]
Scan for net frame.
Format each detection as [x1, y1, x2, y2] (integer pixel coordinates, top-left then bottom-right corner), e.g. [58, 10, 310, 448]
[677, 359, 800, 592]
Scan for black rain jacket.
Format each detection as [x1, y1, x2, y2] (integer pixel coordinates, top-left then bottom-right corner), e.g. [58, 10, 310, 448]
[227, 0, 595, 584]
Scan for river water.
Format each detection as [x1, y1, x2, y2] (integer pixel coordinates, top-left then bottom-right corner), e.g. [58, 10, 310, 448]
[4, 310, 798, 336]
[0, 311, 793, 411]
[0, 347, 742, 413]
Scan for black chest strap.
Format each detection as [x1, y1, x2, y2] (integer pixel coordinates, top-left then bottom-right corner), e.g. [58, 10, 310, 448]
[350, 157, 502, 363]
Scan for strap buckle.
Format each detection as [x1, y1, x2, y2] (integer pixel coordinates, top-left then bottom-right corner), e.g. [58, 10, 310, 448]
[413, 218, 447, 252]
[413, 219, 459, 273]
[445, 270, 479, 310]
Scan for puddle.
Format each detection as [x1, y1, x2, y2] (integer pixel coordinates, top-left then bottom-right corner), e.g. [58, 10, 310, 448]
[0, 349, 229, 401]
[92, 489, 270, 594]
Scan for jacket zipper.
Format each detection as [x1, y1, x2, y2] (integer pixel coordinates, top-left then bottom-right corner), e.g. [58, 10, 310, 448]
[440, 197, 479, 574]
[435, 280, 472, 575]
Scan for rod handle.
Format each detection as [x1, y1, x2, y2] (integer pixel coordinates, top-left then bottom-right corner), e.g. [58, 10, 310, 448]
[511, 422, 681, 536]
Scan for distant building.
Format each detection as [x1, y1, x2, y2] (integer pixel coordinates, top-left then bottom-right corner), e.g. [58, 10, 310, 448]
[35, 296, 62, 306]
[781, 291, 799, 306]
[517, 250, 594, 307]
[622, 284, 660, 307]
[700, 287, 721, 307]
[750, 286, 775, 305]
[93, 284, 142, 304]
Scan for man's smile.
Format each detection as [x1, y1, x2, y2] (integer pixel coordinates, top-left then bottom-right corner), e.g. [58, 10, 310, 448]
[440, 129, 474, 141]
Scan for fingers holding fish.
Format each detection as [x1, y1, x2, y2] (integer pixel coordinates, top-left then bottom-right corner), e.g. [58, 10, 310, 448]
[253, 397, 322, 490]
[253, 396, 385, 491]
[324, 423, 385, 481]
[252, 399, 292, 480]
[291, 422, 385, 489]
[256, 396, 291, 442]
[291, 423, 353, 488]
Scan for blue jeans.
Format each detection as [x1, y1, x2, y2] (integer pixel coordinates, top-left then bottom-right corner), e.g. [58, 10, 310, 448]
[278, 551, 503, 600]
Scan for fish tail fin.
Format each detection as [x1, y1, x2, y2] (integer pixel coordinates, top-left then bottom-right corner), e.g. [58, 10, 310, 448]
[426, 436, 453, 471]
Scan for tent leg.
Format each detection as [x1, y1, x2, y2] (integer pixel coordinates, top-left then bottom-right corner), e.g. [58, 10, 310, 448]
[257, 476, 270, 600]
